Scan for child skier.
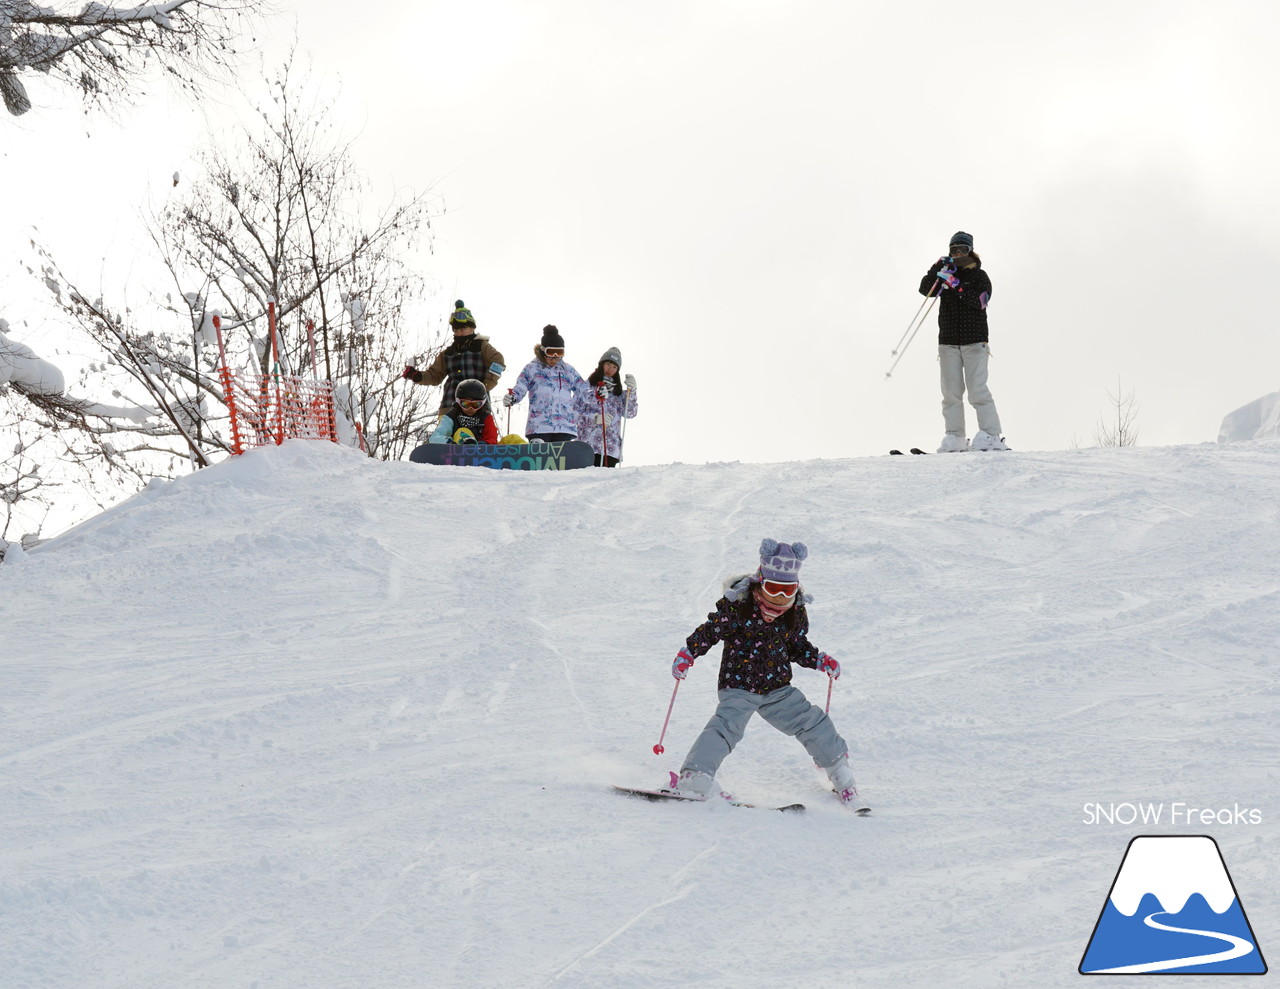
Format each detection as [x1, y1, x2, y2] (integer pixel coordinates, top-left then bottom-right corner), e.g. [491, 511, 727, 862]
[576, 346, 638, 467]
[428, 379, 500, 444]
[667, 539, 869, 813]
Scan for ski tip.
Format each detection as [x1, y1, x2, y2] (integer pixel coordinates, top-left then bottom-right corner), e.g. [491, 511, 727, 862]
[909, 448, 928, 455]
[889, 449, 904, 456]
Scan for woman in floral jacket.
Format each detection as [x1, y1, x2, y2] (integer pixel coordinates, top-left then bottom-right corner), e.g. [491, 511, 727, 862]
[576, 346, 638, 467]
[503, 325, 587, 442]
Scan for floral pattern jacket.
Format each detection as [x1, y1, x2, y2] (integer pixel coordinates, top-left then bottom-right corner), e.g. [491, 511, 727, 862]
[510, 360, 587, 436]
[575, 381, 638, 460]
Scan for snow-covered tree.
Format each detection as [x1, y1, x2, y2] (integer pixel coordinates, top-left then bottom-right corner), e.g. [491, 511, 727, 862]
[0, 0, 263, 117]
[144, 56, 446, 462]
[1, 315, 163, 555]
[25, 57, 444, 477]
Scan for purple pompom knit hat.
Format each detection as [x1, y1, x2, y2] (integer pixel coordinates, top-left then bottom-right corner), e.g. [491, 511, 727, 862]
[758, 538, 807, 582]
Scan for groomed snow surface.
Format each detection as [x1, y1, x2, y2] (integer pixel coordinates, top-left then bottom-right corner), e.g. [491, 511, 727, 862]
[2, 440, 1278, 989]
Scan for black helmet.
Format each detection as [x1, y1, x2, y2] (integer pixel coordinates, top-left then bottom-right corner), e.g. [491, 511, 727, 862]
[455, 379, 487, 407]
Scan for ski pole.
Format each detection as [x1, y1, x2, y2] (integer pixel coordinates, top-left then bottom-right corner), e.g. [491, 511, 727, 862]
[885, 279, 941, 380]
[825, 673, 834, 714]
[505, 388, 513, 434]
[885, 293, 938, 380]
[597, 385, 609, 465]
[889, 293, 932, 357]
[653, 678, 681, 755]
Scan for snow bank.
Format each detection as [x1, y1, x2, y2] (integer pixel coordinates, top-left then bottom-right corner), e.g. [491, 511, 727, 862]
[2, 441, 1277, 988]
[1218, 390, 1280, 443]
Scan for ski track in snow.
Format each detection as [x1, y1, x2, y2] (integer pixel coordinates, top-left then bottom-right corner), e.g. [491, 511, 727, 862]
[1, 440, 1278, 988]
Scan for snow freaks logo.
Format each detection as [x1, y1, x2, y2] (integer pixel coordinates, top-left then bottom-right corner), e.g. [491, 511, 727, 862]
[1082, 802, 1263, 827]
[1079, 836, 1267, 975]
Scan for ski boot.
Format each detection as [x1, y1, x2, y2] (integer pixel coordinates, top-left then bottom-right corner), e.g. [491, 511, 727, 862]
[826, 758, 871, 816]
[969, 430, 1010, 451]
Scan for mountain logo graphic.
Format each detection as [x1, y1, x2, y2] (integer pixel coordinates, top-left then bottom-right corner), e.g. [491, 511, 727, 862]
[1080, 835, 1267, 975]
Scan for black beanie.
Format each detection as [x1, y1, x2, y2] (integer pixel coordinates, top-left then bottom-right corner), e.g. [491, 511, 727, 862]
[541, 324, 565, 349]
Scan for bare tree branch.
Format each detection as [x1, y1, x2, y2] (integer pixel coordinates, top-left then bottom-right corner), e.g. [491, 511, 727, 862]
[0, 0, 269, 117]
[1094, 377, 1140, 448]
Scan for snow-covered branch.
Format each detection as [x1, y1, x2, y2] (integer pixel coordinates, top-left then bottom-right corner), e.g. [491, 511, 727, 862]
[0, 319, 66, 396]
[0, 0, 267, 116]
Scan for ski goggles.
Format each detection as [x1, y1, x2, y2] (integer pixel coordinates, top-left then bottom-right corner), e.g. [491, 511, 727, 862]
[760, 579, 799, 599]
[544, 348, 565, 358]
[948, 243, 971, 257]
[458, 398, 485, 412]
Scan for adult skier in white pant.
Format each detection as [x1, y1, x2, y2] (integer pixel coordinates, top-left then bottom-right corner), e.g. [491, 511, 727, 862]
[919, 231, 1009, 452]
[667, 539, 869, 813]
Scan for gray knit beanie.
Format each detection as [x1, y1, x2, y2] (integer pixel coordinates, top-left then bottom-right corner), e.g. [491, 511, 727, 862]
[758, 539, 807, 582]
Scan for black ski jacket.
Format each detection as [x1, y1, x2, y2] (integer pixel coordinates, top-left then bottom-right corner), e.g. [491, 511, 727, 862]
[685, 593, 823, 695]
[919, 257, 992, 346]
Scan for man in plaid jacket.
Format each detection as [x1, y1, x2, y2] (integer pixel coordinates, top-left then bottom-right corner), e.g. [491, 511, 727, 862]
[402, 300, 506, 413]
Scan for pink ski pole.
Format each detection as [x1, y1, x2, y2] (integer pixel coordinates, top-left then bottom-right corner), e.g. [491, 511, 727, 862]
[825, 673, 834, 714]
[597, 385, 609, 465]
[653, 679, 681, 755]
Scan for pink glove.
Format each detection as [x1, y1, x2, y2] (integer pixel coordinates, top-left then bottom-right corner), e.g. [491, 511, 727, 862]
[672, 647, 695, 680]
[816, 653, 841, 679]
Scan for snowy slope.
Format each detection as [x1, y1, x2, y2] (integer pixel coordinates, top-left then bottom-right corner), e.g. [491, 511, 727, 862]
[2, 440, 1278, 989]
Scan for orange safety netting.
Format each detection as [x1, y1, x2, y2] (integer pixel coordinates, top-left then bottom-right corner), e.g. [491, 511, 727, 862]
[220, 367, 338, 455]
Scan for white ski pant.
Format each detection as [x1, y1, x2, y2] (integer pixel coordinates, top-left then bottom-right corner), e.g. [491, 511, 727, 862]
[940, 343, 1002, 438]
[681, 686, 848, 778]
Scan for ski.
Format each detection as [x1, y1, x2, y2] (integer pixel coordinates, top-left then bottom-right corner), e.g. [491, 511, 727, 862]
[612, 784, 805, 813]
[834, 788, 872, 816]
[889, 448, 928, 456]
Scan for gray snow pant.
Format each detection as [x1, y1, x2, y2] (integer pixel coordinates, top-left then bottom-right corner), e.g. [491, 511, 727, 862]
[940, 342, 1002, 438]
[681, 686, 848, 777]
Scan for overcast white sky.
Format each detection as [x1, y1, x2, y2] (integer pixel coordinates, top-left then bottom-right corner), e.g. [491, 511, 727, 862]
[4, 0, 1279, 467]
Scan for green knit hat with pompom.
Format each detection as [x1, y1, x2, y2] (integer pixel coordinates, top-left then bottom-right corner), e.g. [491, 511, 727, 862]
[449, 300, 476, 327]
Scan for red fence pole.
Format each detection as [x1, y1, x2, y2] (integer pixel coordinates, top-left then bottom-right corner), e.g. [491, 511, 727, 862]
[214, 315, 246, 456]
[269, 300, 285, 445]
